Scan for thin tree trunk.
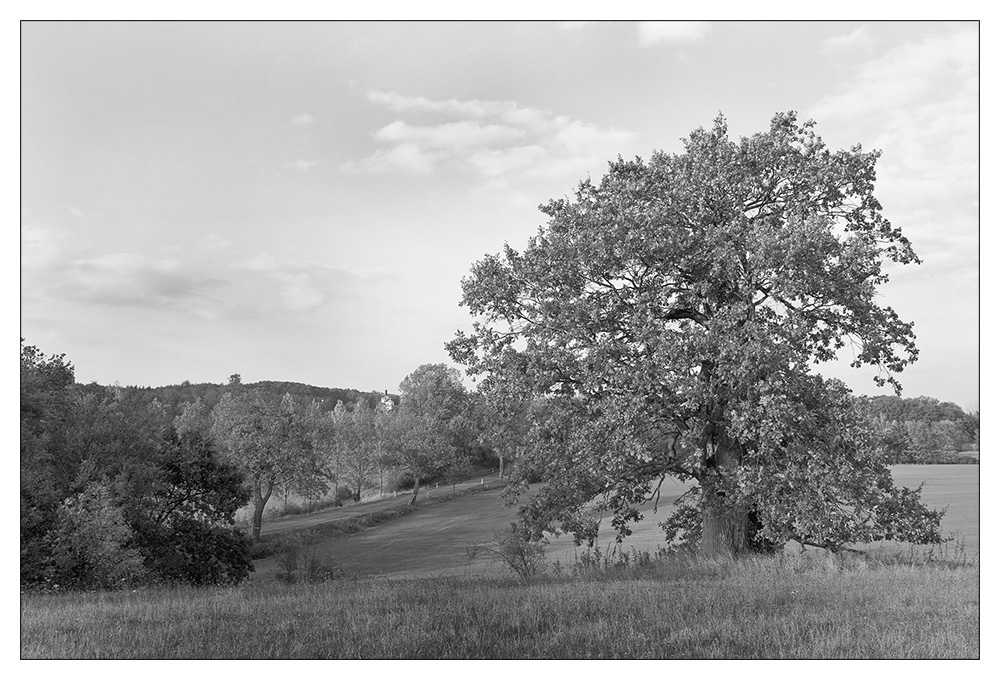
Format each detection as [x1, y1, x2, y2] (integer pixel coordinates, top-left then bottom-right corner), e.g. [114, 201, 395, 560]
[409, 475, 420, 506]
[251, 479, 273, 542]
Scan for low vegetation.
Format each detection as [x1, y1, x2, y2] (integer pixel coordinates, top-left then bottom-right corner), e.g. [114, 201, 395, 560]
[21, 550, 978, 659]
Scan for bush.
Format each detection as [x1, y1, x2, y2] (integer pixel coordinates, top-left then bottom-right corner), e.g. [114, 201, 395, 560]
[46, 484, 147, 589]
[335, 485, 357, 506]
[141, 519, 253, 586]
[272, 531, 342, 584]
[466, 523, 548, 580]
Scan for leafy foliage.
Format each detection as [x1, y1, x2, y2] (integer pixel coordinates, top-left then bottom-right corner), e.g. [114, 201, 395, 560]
[46, 483, 148, 589]
[211, 390, 320, 541]
[387, 364, 477, 504]
[21, 341, 253, 590]
[448, 113, 942, 555]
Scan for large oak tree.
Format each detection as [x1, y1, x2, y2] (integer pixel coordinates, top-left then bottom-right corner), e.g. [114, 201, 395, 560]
[448, 113, 943, 556]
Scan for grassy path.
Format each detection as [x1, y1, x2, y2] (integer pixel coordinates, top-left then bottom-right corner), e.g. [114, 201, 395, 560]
[259, 472, 501, 536]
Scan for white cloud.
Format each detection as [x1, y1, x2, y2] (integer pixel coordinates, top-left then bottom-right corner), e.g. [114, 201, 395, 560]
[21, 225, 62, 269]
[824, 26, 872, 51]
[353, 91, 635, 180]
[291, 113, 314, 125]
[637, 21, 710, 47]
[468, 145, 548, 177]
[366, 91, 554, 132]
[374, 120, 526, 149]
[806, 25, 978, 358]
[341, 142, 444, 176]
[553, 120, 633, 155]
[284, 159, 321, 172]
[557, 21, 595, 32]
[811, 28, 977, 122]
[67, 205, 84, 217]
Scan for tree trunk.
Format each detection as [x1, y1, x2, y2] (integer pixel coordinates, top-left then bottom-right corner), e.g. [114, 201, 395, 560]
[499, 453, 504, 481]
[699, 426, 749, 557]
[700, 478, 749, 557]
[251, 479, 273, 542]
[409, 475, 421, 506]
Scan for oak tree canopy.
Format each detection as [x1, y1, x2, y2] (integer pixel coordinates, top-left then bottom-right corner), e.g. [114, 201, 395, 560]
[448, 113, 943, 556]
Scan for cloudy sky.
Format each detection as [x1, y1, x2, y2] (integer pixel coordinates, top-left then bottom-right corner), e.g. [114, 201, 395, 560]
[20, 21, 979, 407]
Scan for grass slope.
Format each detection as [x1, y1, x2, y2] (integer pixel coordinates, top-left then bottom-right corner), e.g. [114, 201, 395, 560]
[21, 553, 978, 659]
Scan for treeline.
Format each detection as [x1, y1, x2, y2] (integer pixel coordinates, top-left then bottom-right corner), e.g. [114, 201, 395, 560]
[859, 395, 980, 464]
[21, 341, 495, 591]
[132, 377, 393, 423]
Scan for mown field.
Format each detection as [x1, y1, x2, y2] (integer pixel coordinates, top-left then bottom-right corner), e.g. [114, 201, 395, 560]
[21, 464, 979, 659]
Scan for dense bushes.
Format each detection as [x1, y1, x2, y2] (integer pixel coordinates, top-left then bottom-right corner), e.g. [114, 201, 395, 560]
[20, 342, 253, 590]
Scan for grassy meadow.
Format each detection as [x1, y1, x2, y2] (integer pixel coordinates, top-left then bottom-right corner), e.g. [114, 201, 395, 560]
[21, 464, 979, 659]
[20, 551, 978, 659]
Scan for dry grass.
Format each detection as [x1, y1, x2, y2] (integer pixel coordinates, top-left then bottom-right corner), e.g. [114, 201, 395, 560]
[21, 551, 978, 659]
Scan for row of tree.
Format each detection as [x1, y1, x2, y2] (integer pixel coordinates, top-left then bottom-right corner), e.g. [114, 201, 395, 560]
[859, 396, 979, 464]
[181, 363, 486, 540]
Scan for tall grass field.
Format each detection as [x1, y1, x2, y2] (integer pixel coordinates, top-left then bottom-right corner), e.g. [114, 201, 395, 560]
[21, 464, 979, 659]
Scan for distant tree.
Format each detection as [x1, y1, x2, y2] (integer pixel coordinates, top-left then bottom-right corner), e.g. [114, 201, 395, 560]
[174, 398, 213, 439]
[448, 112, 943, 556]
[282, 399, 331, 508]
[385, 410, 452, 505]
[324, 400, 353, 502]
[211, 389, 313, 541]
[391, 364, 473, 504]
[398, 364, 468, 420]
[344, 400, 377, 501]
[373, 401, 395, 496]
[961, 409, 980, 450]
[475, 390, 531, 481]
[228, 374, 242, 386]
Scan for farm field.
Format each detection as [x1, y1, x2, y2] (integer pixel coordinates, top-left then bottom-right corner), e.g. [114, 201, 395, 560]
[890, 464, 980, 554]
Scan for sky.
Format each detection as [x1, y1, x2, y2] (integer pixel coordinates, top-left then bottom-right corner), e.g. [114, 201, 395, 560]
[19, 20, 980, 408]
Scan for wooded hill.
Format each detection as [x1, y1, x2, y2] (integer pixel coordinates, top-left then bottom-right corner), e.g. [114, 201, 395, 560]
[122, 380, 399, 422]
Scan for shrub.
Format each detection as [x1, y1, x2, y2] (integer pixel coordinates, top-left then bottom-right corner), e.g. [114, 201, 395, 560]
[334, 485, 356, 506]
[46, 483, 147, 589]
[272, 531, 342, 583]
[141, 519, 253, 586]
[466, 523, 548, 580]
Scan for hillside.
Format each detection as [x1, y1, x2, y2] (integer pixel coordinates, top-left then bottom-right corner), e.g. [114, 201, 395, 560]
[123, 379, 399, 421]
